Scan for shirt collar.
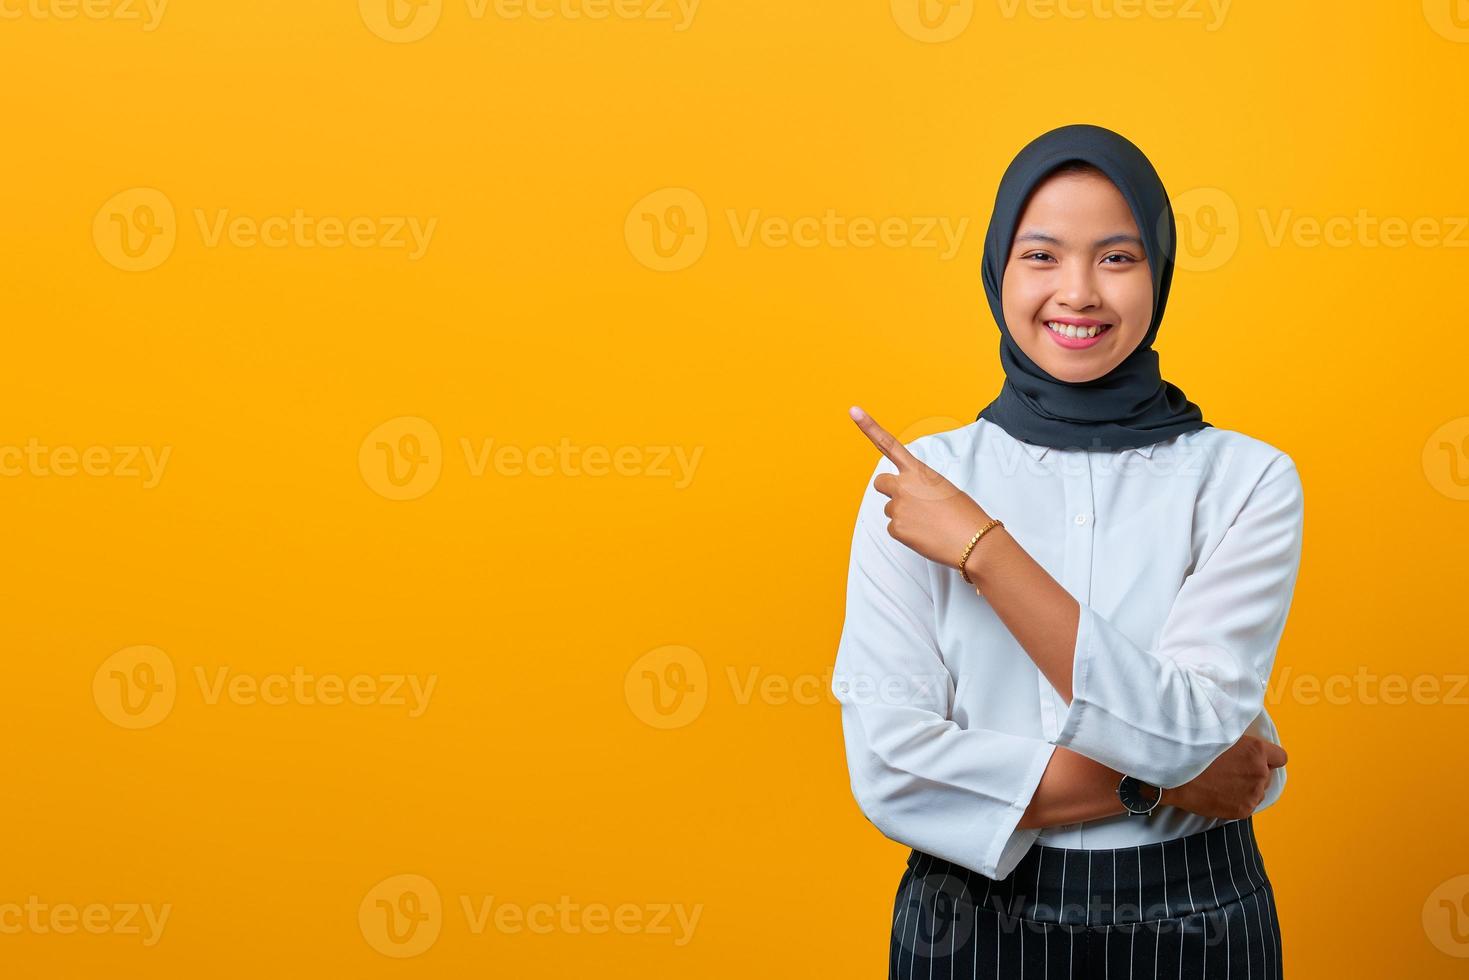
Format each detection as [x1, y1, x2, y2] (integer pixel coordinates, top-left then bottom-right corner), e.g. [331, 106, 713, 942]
[1017, 439, 1157, 461]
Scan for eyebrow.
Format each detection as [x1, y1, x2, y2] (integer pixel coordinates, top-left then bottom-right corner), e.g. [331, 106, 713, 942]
[1014, 231, 1145, 249]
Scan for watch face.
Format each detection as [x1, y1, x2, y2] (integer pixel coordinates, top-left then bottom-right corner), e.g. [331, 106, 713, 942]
[1119, 776, 1161, 814]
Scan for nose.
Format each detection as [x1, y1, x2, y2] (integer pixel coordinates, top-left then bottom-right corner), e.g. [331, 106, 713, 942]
[1055, 258, 1101, 311]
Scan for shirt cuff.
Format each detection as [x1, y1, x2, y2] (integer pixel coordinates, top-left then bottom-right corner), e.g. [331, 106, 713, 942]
[983, 740, 1057, 880]
[1049, 602, 1248, 788]
[1052, 602, 1097, 757]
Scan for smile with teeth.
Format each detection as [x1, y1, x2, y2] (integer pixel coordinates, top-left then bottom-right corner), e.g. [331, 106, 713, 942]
[1045, 321, 1112, 339]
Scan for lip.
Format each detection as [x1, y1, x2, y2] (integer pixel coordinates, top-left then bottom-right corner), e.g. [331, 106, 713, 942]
[1042, 319, 1113, 350]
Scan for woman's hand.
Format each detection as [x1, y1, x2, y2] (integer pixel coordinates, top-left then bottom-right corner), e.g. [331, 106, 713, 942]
[849, 406, 992, 573]
[1163, 734, 1288, 820]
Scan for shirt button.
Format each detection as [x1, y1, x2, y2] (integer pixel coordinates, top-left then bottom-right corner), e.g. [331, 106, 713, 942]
[1074, 513, 1089, 525]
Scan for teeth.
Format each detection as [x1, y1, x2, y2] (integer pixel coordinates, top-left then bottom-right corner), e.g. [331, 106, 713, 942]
[1046, 321, 1106, 339]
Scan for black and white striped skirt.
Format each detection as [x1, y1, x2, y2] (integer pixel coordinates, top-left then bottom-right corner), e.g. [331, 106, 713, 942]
[890, 816, 1283, 979]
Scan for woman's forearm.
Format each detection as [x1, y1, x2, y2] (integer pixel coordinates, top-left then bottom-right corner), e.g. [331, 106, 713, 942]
[1018, 747, 1184, 828]
[1016, 746, 1130, 829]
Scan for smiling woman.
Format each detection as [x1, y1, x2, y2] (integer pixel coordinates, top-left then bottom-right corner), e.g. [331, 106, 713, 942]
[1003, 161, 1153, 373]
[834, 125, 1301, 980]
[975, 126, 1207, 450]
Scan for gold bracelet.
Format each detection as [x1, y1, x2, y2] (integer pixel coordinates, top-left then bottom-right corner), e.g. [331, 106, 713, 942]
[958, 518, 1004, 587]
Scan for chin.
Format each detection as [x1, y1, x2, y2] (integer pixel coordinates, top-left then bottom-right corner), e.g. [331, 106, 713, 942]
[1044, 362, 1106, 383]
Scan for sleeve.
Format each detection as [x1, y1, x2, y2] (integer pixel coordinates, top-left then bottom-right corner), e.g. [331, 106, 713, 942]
[832, 456, 1059, 881]
[1050, 453, 1305, 789]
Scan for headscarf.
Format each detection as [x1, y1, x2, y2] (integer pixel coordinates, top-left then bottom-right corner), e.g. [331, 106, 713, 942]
[975, 123, 1209, 452]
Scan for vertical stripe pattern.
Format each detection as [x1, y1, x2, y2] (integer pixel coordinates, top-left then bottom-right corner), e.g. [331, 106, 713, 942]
[889, 817, 1283, 979]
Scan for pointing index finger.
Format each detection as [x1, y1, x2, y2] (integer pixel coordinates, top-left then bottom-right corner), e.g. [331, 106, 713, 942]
[849, 406, 916, 471]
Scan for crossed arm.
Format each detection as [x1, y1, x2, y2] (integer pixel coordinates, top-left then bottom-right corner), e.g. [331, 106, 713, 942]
[832, 430, 1304, 879]
[954, 522, 1139, 828]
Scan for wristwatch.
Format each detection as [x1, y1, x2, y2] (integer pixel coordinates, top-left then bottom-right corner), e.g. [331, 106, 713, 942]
[1117, 775, 1164, 816]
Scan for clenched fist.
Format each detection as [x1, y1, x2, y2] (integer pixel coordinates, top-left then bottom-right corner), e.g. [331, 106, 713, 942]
[1165, 734, 1289, 820]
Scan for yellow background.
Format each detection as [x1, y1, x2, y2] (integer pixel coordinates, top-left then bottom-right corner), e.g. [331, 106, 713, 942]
[3, 0, 1468, 975]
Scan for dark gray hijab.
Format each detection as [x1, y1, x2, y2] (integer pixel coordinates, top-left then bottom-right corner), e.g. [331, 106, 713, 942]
[975, 124, 1209, 452]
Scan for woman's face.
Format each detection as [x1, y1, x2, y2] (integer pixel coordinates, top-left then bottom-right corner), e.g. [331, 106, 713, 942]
[1001, 170, 1154, 383]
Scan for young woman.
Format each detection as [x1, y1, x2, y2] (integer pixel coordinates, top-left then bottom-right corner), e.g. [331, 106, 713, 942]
[832, 124, 1303, 979]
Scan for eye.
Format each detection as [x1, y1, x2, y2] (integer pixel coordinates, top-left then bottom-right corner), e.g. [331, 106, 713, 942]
[1020, 250, 1056, 263]
[1101, 252, 1140, 265]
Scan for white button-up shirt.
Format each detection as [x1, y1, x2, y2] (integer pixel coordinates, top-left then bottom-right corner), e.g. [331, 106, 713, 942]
[831, 417, 1304, 880]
